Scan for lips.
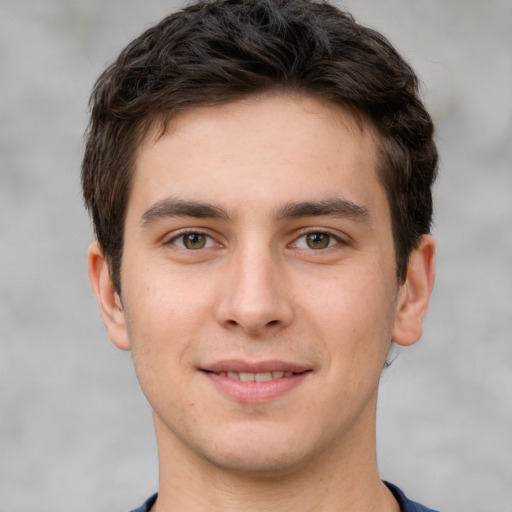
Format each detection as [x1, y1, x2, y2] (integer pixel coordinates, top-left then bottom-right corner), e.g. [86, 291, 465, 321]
[201, 360, 311, 402]
[213, 370, 295, 381]
[203, 359, 309, 374]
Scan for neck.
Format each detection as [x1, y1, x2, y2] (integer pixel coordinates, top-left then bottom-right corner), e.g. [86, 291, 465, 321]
[151, 399, 399, 512]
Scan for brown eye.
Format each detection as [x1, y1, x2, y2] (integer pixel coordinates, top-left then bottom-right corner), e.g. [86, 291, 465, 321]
[173, 233, 212, 250]
[168, 231, 218, 251]
[182, 233, 207, 249]
[305, 233, 331, 249]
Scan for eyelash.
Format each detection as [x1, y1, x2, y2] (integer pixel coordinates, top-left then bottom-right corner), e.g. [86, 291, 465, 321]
[166, 230, 218, 250]
[165, 229, 346, 252]
[289, 231, 346, 250]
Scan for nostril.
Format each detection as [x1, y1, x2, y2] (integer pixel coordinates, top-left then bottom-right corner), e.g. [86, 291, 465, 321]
[267, 320, 279, 326]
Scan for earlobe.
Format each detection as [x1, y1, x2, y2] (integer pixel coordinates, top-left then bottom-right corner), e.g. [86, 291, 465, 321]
[87, 241, 131, 351]
[391, 235, 435, 347]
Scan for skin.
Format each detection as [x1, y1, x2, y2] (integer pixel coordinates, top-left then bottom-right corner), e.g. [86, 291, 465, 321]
[89, 94, 435, 511]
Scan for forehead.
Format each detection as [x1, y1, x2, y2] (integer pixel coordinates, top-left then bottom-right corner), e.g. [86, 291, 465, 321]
[140, 93, 377, 158]
[129, 93, 386, 220]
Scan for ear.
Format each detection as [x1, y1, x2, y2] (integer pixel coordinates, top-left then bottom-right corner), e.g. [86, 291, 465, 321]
[87, 241, 131, 351]
[392, 235, 435, 347]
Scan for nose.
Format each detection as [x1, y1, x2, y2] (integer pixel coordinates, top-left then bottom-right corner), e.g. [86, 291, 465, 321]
[214, 244, 294, 336]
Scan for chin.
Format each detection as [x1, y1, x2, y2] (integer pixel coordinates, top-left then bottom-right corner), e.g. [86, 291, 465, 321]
[207, 448, 308, 478]
[198, 424, 316, 477]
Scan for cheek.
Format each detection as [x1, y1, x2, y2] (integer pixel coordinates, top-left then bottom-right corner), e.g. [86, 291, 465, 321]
[298, 269, 396, 358]
[304, 266, 393, 318]
[124, 260, 213, 329]
[122, 269, 214, 373]
[123, 285, 204, 415]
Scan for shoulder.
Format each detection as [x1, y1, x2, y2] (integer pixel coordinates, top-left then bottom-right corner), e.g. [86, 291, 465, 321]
[385, 482, 440, 512]
[127, 493, 158, 512]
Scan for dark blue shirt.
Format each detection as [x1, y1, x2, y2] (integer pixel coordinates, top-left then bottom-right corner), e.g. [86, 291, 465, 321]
[385, 482, 440, 511]
[128, 483, 439, 511]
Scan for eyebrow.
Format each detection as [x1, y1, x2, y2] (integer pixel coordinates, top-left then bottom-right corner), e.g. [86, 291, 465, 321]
[140, 199, 232, 227]
[276, 198, 371, 224]
[139, 197, 371, 228]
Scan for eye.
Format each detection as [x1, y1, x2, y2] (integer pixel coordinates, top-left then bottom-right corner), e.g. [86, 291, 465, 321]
[171, 232, 216, 250]
[293, 232, 340, 250]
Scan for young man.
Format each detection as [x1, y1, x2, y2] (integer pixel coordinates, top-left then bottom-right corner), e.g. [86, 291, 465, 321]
[82, 1, 438, 510]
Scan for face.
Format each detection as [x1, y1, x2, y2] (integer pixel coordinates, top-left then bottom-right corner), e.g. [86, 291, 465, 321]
[91, 94, 430, 477]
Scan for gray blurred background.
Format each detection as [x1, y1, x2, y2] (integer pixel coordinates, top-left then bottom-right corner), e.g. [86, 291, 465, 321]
[1, 0, 511, 510]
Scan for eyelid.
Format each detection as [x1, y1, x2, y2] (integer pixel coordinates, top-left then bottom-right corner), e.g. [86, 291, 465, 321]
[161, 227, 348, 250]
[165, 229, 220, 249]
[289, 229, 347, 249]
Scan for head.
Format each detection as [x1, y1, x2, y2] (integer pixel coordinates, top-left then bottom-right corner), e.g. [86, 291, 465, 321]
[84, 0, 437, 481]
[82, 0, 437, 294]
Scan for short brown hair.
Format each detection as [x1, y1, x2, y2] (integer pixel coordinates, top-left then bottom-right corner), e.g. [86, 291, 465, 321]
[82, 0, 438, 292]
